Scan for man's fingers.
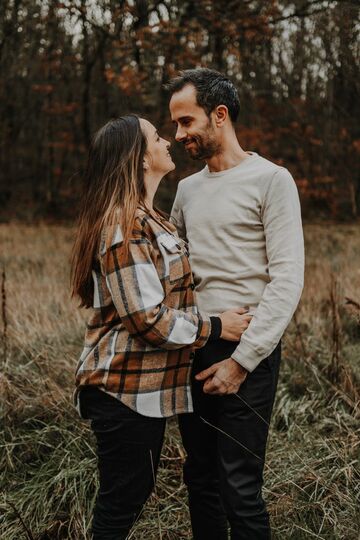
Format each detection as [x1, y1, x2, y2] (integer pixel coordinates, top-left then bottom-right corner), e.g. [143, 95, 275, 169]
[195, 363, 218, 381]
[229, 306, 250, 315]
[203, 374, 233, 395]
[204, 384, 228, 395]
[202, 378, 217, 393]
[203, 377, 225, 394]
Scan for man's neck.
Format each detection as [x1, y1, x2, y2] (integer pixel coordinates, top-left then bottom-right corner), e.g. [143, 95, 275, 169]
[206, 135, 249, 173]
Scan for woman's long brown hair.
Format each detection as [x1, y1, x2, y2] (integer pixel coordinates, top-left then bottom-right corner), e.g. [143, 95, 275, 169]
[71, 115, 147, 308]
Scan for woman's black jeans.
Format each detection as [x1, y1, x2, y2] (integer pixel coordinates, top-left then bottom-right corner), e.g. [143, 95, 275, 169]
[79, 387, 166, 540]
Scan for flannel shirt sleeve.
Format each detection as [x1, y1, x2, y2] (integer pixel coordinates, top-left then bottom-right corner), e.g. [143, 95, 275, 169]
[100, 231, 210, 350]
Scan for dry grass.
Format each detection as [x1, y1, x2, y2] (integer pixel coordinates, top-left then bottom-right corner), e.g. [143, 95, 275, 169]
[1, 222, 359, 539]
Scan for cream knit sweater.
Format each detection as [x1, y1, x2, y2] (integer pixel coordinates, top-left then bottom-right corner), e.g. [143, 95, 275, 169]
[171, 152, 304, 372]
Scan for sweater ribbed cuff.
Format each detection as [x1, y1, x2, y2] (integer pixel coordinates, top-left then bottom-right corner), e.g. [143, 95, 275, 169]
[231, 340, 260, 372]
[209, 316, 222, 341]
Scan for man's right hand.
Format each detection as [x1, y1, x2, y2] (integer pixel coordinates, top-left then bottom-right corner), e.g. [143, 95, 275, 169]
[219, 307, 252, 341]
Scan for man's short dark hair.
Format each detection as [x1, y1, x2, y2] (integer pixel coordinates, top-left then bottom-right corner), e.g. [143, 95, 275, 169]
[165, 68, 240, 124]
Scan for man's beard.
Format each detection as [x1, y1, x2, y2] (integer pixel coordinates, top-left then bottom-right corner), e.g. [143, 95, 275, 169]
[184, 125, 221, 160]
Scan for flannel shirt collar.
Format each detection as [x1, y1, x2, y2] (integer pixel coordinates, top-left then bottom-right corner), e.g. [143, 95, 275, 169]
[137, 203, 177, 237]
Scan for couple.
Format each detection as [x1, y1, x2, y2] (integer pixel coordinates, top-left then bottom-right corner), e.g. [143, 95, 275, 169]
[71, 68, 304, 540]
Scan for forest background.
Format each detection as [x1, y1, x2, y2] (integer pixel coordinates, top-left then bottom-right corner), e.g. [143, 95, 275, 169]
[1, 1, 360, 539]
[0, 0, 359, 220]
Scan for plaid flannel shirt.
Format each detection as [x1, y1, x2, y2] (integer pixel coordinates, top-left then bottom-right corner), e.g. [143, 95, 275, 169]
[75, 206, 211, 418]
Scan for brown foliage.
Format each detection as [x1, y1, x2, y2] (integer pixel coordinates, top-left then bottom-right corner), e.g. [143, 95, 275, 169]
[0, 0, 359, 220]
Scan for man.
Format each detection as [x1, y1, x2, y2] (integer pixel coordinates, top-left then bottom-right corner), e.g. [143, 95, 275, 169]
[167, 68, 304, 540]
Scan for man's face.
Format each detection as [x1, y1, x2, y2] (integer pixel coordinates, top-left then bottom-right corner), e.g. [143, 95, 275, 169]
[169, 84, 221, 160]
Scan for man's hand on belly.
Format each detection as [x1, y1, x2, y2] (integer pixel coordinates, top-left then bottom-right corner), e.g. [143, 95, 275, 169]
[195, 358, 248, 395]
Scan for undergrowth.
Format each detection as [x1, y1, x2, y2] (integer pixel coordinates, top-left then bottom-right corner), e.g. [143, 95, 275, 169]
[1, 223, 359, 539]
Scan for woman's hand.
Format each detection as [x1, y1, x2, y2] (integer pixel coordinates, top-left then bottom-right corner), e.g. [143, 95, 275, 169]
[219, 308, 252, 341]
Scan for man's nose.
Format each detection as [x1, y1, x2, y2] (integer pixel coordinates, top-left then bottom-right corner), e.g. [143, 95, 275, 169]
[175, 126, 186, 142]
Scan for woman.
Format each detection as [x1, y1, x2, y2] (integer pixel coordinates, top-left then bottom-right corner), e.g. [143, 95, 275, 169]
[71, 115, 251, 539]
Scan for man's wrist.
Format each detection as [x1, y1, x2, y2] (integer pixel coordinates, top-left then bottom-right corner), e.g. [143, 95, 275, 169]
[230, 357, 248, 374]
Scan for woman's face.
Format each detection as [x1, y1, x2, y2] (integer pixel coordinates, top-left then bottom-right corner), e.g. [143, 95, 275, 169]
[140, 119, 175, 177]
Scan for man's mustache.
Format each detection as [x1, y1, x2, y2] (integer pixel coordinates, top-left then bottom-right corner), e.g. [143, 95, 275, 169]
[183, 137, 197, 146]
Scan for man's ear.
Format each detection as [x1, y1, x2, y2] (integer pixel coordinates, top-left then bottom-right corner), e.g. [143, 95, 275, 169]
[214, 105, 228, 127]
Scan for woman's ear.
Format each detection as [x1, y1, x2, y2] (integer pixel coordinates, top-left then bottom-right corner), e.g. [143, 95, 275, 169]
[143, 158, 149, 171]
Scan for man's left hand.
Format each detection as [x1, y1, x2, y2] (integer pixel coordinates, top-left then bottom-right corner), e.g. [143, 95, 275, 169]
[195, 358, 248, 395]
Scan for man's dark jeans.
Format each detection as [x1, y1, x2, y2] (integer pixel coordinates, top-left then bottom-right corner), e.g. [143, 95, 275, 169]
[178, 339, 281, 540]
[79, 387, 166, 540]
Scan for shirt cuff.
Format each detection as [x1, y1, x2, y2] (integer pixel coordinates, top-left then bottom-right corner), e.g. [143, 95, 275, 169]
[231, 340, 260, 373]
[209, 316, 222, 341]
[193, 312, 211, 349]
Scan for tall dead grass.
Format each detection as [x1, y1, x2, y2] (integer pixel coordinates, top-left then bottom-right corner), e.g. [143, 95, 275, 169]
[1, 223, 359, 539]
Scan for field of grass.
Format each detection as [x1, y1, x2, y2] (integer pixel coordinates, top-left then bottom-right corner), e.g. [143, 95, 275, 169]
[1, 223, 359, 539]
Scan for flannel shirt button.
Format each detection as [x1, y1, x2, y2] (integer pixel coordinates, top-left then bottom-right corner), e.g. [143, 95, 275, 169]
[190, 284, 195, 290]
[189, 352, 195, 359]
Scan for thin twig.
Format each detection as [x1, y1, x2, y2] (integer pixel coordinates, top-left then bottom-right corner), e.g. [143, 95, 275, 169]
[345, 296, 360, 311]
[1, 266, 8, 365]
[199, 415, 309, 496]
[292, 522, 326, 539]
[6, 500, 35, 540]
[293, 310, 308, 358]
[199, 415, 264, 461]
[150, 449, 162, 540]
[126, 450, 160, 540]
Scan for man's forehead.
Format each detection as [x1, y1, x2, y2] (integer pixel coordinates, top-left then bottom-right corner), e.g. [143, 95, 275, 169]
[169, 85, 202, 118]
